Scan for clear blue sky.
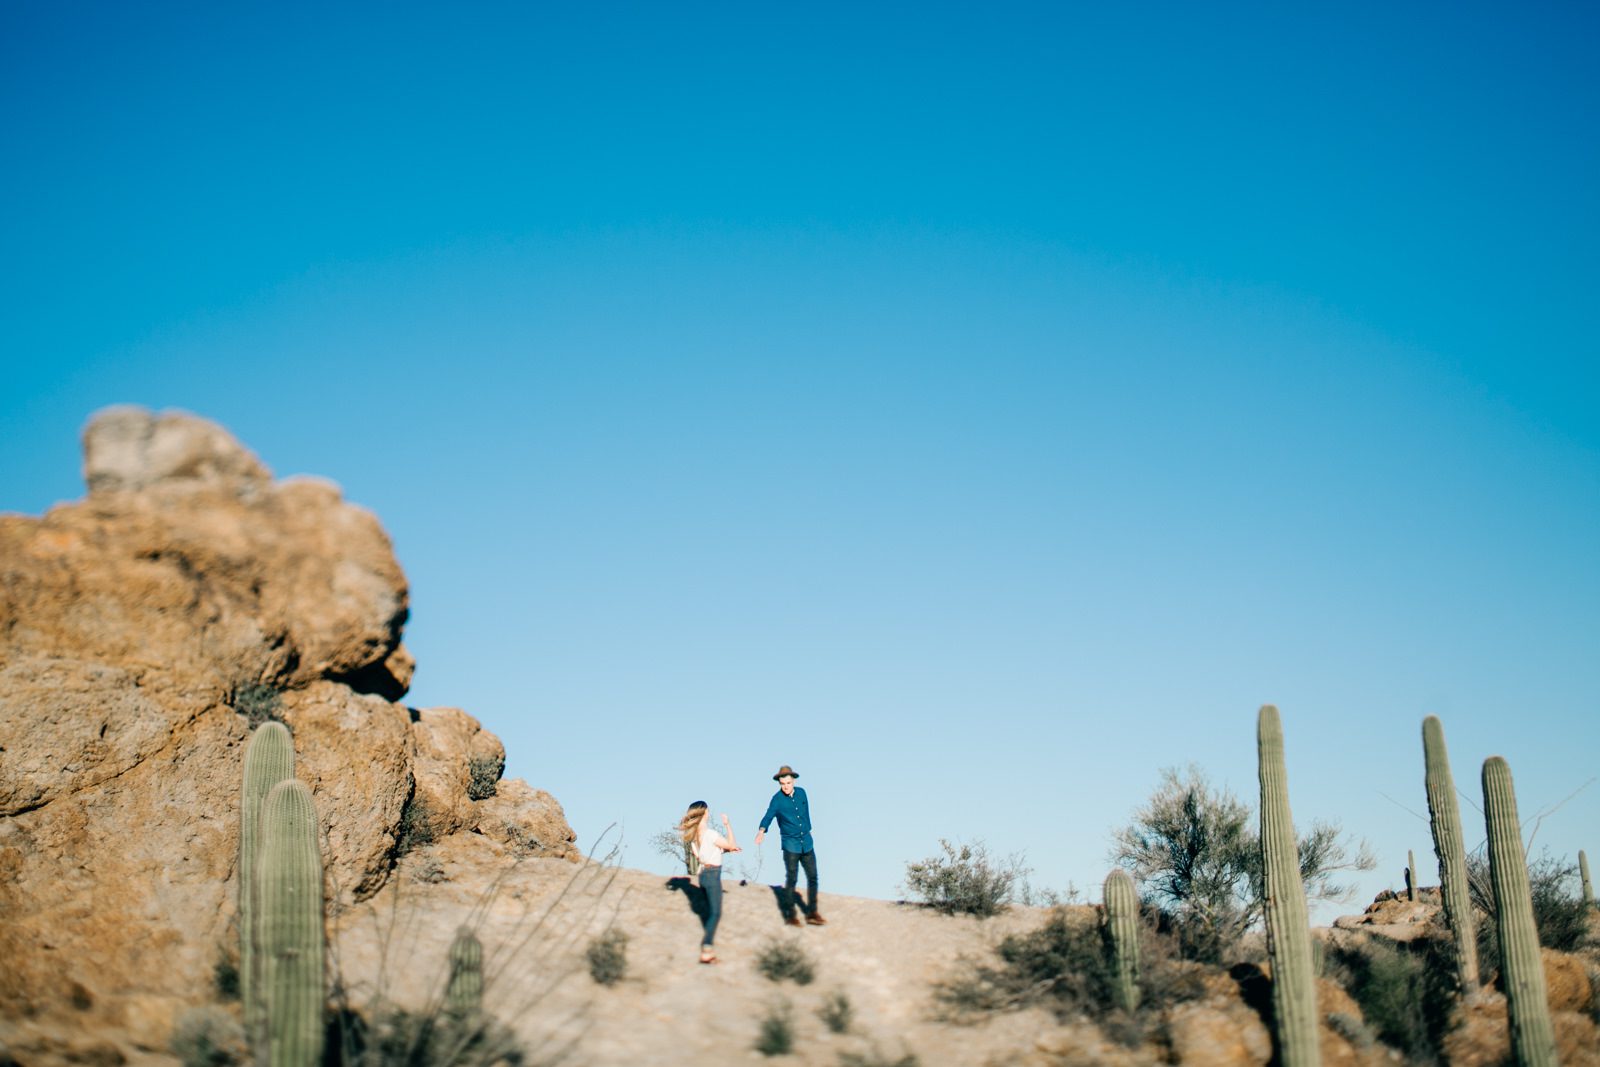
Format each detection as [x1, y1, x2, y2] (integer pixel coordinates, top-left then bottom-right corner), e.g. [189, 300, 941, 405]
[4, 2, 1596, 915]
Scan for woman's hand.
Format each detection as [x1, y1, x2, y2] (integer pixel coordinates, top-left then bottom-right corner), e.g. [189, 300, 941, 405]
[719, 813, 731, 826]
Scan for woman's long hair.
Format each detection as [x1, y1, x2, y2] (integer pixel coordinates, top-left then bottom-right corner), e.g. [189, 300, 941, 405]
[678, 800, 709, 847]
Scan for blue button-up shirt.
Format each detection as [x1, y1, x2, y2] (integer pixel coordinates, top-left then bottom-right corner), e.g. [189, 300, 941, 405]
[759, 786, 813, 853]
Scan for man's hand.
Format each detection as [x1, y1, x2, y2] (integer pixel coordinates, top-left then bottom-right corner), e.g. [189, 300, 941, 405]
[754, 829, 766, 845]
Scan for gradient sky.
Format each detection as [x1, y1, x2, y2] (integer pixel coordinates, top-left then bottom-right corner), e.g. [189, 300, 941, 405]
[4, 2, 1596, 916]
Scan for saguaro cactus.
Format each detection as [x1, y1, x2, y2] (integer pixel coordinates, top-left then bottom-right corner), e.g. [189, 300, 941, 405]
[1257, 705, 1319, 1067]
[260, 779, 325, 1067]
[1102, 869, 1141, 1012]
[1482, 757, 1557, 1067]
[446, 926, 485, 1018]
[241, 721, 295, 1032]
[1581, 849, 1594, 908]
[1422, 715, 1478, 991]
[1406, 849, 1417, 902]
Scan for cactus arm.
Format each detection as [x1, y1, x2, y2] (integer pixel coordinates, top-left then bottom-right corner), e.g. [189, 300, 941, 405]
[1102, 869, 1142, 1012]
[260, 779, 325, 1067]
[1257, 705, 1320, 1067]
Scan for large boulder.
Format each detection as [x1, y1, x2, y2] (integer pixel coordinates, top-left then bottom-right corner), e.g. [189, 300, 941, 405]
[0, 407, 577, 1062]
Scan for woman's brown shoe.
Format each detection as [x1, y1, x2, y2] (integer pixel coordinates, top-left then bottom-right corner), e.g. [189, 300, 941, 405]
[806, 913, 828, 926]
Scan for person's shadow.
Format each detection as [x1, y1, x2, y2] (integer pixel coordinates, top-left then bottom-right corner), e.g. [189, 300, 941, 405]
[665, 876, 709, 922]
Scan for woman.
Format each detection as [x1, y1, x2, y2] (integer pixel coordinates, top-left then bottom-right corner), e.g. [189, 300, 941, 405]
[678, 800, 740, 964]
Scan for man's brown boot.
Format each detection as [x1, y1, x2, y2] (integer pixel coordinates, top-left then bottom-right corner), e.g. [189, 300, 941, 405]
[785, 915, 804, 927]
[806, 913, 828, 926]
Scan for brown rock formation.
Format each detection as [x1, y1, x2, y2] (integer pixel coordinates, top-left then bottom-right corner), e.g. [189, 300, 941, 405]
[0, 407, 576, 1059]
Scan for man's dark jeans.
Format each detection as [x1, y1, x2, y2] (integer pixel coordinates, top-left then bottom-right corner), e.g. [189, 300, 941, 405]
[782, 848, 819, 917]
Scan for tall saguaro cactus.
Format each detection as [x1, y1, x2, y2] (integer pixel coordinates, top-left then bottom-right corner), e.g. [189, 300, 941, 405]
[446, 926, 485, 1019]
[1257, 705, 1319, 1067]
[1482, 757, 1557, 1067]
[1421, 715, 1478, 991]
[1581, 850, 1594, 908]
[1102, 869, 1142, 1012]
[260, 779, 325, 1067]
[241, 722, 296, 1033]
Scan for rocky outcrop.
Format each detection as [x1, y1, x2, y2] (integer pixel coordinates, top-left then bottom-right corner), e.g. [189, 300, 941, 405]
[0, 407, 576, 1060]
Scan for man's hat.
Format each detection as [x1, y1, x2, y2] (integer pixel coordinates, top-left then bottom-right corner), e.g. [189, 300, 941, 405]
[772, 765, 800, 781]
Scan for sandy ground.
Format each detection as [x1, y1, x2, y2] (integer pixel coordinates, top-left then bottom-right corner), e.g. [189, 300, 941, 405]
[331, 835, 1120, 1067]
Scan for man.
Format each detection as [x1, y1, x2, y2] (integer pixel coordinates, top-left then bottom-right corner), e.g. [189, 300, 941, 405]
[755, 764, 826, 926]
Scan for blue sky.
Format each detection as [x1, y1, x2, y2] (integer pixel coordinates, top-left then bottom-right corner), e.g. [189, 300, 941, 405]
[4, 2, 1596, 914]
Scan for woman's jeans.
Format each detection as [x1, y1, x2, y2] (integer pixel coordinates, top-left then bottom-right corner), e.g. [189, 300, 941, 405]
[699, 865, 723, 946]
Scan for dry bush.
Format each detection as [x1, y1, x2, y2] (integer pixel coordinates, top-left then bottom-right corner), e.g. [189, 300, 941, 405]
[902, 839, 1026, 918]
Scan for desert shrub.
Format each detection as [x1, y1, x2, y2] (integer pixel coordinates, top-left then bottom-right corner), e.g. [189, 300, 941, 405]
[466, 755, 503, 801]
[817, 989, 853, 1033]
[231, 682, 283, 727]
[394, 793, 437, 857]
[1324, 936, 1456, 1064]
[934, 906, 1203, 1036]
[212, 954, 240, 1000]
[838, 1049, 919, 1067]
[651, 826, 698, 876]
[503, 823, 542, 857]
[757, 939, 816, 985]
[170, 1007, 247, 1067]
[1325, 1011, 1376, 1049]
[341, 1006, 525, 1067]
[587, 928, 629, 987]
[1111, 765, 1374, 963]
[754, 1001, 794, 1057]
[902, 839, 1026, 918]
[1466, 849, 1593, 976]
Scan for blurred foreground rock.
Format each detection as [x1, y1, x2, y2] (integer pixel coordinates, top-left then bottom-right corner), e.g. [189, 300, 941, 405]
[0, 407, 576, 1062]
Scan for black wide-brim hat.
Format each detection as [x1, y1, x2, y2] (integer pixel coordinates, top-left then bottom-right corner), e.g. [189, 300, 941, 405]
[772, 764, 800, 781]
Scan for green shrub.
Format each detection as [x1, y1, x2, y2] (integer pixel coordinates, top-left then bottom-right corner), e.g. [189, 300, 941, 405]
[1325, 936, 1455, 1063]
[587, 928, 629, 987]
[231, 683, 283, 728]
[902, 839, 1025, 918]
[934, 906, 1203, 1037]
[817, 989, 853, 1033]
[212, 954, 240, 1000]
[1111, 766, 1374, 964]
[466, 755, 503, 801]
[170, 1007, 247, 1067]
[394, 793, 436, 857]
[755, 1001, 794, 1057]
[1467, 849, 1594, 976]
[757, 939, 816, 985]
[341, 1006, 526, 1067]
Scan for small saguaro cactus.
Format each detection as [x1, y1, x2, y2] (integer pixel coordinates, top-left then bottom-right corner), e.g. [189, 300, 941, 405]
[259, 779, 325, 1067]
[446, 926, 485, 1019]
[1406, 849, 1417, 902]
[1422, 715, 1478, 991]
[1581, 850, 1594, 908]
[241, 721, 296, 1034]
[1102, 869, 1141, 1012]
[1257, 705, 1319, 1067]
[1482, 757, 1557, 1067]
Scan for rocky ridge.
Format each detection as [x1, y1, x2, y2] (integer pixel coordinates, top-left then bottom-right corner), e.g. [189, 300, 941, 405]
[0, 407, 576, 1060]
